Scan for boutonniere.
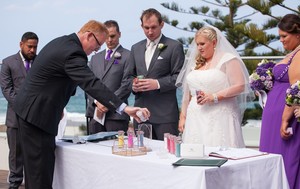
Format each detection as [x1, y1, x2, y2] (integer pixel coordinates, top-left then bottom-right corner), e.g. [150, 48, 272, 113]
[157, 43, 167, 51]
[113, 51, 121, 64]
[114, 51, 121, 59]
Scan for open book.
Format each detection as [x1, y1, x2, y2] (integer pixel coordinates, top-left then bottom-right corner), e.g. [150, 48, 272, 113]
[209, 148, 268, 160]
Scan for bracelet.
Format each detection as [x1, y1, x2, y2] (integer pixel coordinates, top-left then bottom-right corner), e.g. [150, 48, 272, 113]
[213, 93, 218, 104]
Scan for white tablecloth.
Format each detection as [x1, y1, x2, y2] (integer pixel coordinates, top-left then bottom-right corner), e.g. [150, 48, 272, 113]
[53, 139, 289, 189]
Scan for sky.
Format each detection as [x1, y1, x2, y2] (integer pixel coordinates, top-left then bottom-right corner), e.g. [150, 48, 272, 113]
[0, 0, 296, 61]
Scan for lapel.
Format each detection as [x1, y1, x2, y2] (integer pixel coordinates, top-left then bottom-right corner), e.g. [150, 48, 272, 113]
[16, 53, 27, 76]
[102, 46, 123, 79]
[135, 41, 148, 76]
[97, 50, 106, 79]
[147, 35, 166, 73]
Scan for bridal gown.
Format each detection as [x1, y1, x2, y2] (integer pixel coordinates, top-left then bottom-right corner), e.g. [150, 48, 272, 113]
[182, 68, 245, 148]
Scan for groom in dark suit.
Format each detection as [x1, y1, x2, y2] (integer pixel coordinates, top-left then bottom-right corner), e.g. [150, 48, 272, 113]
[0, 32, 39, 189]
[13, 20, 149, 189]
[128, 8, 185, 140]
[86, 20, 131, 134]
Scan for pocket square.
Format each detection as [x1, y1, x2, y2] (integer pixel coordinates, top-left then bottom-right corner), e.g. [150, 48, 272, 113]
[158, 56, 163, 60]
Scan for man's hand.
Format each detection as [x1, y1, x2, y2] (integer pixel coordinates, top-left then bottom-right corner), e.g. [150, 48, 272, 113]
[124, 106, 150, 123]
[96, 109, 104, 119]
[132, 78, 158, 92]
[95, 101, 108, 114]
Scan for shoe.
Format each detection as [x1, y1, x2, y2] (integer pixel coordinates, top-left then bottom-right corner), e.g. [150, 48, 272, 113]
[9, 181, 22, 189]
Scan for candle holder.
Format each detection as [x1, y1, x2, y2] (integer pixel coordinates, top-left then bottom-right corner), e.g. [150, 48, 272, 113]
[112, 130, 148, 156]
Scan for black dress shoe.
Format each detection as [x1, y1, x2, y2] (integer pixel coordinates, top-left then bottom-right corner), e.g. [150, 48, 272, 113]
[8, 187, 19, 189]
[9, 183, 21, 189]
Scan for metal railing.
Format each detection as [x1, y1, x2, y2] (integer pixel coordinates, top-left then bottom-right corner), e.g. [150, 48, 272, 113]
[241, 56, 285, 60]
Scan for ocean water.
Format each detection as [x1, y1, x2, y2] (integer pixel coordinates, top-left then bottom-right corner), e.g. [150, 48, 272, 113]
[0, 61, 255, 125]
[0, 86, 183, 125]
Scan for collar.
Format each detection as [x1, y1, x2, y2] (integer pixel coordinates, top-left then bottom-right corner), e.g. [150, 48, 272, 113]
[19, 51, 33, 63]
[146, 34, 162, 47]
[106, 44, 120, 54]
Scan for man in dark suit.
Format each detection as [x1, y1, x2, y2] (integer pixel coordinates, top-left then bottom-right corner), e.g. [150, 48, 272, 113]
[86, 20, 131, 134]
[128, 8, 185, 140]
[13, 20, 149, 189]
[0, 32, 39, 189]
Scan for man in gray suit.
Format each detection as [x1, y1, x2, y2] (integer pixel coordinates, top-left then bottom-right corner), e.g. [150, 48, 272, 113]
[86, 20, 131, 134]
[0, 32, 39, 189]
[128, 8, 185, 140]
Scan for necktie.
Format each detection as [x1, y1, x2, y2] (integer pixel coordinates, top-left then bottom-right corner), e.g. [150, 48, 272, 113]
[105, 49, 113, 60]
[145, 41, 156, 70]
[25, 60, 30, 72]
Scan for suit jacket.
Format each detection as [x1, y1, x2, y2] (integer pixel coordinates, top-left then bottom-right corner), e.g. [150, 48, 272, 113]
[86, 45, 131, 121]
[13, 33, 123, 135]
[0, 53, 28, 128]
[128, 35, 184, 123]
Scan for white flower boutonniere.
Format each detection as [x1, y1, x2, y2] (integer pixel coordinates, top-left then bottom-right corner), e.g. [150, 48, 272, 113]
[157, 43, 167, 51]
[111, 51, 122, 64]
[114, 51, 121, 59]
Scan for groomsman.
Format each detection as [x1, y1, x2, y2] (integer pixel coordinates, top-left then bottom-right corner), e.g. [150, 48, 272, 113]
[86, 20, 131, 134]
[0, 32, 39, 189]
[128, 8, 185, 140]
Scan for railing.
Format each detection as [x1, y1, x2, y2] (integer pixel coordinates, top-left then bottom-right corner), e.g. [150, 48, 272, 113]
[241, 56, 285, 60]
[0, 56, 286, 65]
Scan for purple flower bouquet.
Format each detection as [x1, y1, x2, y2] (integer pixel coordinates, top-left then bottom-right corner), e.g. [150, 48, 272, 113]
[286, 80, 300, 105]
[286, 80, 300, 122]
[249, 59, 276, 92]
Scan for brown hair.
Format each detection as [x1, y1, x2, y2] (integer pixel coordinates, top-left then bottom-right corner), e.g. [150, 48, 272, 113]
[194, 26, 217, 70]
[278, 14, 300, 34]
[104, 20, 120, 33]
[78, 20, 108, 35]
[140, 8, 162, 25]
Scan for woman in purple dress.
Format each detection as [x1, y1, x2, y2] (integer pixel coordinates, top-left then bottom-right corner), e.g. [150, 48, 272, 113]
[260, 14, 300, 189]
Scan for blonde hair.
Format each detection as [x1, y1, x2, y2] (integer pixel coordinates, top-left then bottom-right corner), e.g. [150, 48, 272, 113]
[78, 20, 108, 35]
[194, 26, 217, 70]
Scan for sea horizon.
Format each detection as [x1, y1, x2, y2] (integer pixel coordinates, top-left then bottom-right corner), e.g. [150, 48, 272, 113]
[0, 87, 183, 125]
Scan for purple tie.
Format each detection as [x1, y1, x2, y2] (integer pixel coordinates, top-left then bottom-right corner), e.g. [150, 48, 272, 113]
[105, 49, 113, 60]
[25, 60, 30, 72]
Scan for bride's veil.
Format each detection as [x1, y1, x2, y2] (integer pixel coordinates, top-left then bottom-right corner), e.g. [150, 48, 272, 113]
[176, 25, 254, 122]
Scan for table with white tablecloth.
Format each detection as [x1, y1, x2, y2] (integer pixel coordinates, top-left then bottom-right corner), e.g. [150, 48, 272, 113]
[53, 139, 289, 189]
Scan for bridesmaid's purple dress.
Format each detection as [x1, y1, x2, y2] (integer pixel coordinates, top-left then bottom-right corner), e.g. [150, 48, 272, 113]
[260, 60, 300, 189]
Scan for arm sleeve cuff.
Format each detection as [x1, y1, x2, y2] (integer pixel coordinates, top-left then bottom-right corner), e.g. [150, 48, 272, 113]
[116, 103, 127, 115]
[156, 79, 160, 89]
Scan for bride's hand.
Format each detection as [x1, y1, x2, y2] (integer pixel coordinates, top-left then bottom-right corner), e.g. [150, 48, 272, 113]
[198, 93, 213, 105]
[178, 116, 185, 133]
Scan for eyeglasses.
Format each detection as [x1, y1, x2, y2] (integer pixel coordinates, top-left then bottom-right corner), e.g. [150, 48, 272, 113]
[90, 32, 101, 51]
[91, 32, 101, 46]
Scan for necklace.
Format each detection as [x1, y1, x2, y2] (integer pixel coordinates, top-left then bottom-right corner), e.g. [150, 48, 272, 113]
[204, 61, 210, 70]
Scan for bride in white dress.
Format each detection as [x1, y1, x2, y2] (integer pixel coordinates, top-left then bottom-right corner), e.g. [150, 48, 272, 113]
[176, 26, 253, 148]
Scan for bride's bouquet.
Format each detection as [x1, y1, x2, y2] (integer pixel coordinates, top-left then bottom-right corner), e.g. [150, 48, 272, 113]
[286, 80, 300, 122]
[249, 59, 276, 92]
